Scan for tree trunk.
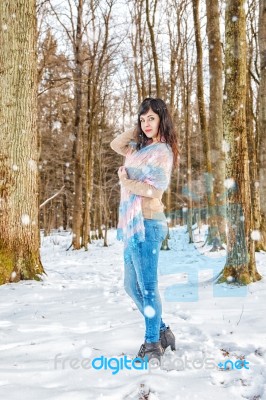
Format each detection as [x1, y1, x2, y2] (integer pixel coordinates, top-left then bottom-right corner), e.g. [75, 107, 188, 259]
[0, 0, 45, 285]
[138, 0, 147, 100]
[258, 0, 266, 250]
[192, 0, 220, 249]
[219, 0, 261, 284]
[206, 0, 227, 248]
[184, 47, 193, 243]
[246, 62, 261, 253]
[145, 0, 161, 97]
[71, 0, 84, 250]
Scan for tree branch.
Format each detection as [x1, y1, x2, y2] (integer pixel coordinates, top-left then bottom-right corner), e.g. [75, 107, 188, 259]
[40, 185, 65, 208]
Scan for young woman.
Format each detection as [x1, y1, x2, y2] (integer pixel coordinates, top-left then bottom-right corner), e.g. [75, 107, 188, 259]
[110, 97, 178, 362]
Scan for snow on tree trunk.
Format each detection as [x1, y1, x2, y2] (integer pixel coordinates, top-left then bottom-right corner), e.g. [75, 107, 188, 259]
[0, 0, 45, 284]
[219, 0, 261, 284]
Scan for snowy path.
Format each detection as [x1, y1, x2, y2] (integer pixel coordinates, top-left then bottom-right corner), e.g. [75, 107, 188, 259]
[0, 226, 265, 400]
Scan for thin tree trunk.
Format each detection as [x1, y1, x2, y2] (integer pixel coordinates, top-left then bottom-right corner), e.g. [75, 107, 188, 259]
[246, 62, 261, 253]
[184, 43, 193, 242]
[192, 0, 219, 248]
[138, 0, 147, 100]
[145, 0, 161, 96]
[62, 164, 68, 230]
[72, 0, 84, 250]
[0, 0, 45, 284]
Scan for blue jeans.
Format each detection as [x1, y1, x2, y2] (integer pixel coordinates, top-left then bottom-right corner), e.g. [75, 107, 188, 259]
[123, 218, 169, 343]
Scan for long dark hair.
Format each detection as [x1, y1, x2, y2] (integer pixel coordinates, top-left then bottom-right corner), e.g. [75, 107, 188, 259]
[134, 97, 179, 168]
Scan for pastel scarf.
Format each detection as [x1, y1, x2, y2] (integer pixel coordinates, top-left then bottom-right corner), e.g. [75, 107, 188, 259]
[116, 142, 173, 248]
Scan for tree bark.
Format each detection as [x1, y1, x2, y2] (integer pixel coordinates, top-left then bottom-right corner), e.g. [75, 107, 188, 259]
[219, 0, 261, 284]
[0, 0, 45, 284]
[71, 0, 84, 250]
[145, 0, 161, 97]
[192, 0, 220, 249]
[206, 0, 227, 248]
[258, 0, 266, 250]
[246, 60, 261, 253]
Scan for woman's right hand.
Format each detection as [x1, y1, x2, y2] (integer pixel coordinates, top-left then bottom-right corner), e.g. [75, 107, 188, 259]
[118, 166, 128, 181]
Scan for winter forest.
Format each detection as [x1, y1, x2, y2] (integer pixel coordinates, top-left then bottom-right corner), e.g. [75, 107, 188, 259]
[0, 0, 266, 399]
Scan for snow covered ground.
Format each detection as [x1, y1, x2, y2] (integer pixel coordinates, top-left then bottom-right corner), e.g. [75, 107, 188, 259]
[0, 225, 265, 400]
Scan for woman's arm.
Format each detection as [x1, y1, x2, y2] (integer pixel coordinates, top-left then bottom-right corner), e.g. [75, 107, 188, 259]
[110, 128, 136, 156]
[119, 175, 163, 199]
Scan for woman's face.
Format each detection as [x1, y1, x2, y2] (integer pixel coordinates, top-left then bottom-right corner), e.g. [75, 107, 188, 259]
[139, 109, 160, 141]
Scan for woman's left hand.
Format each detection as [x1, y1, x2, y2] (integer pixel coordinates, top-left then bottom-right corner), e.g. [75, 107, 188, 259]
[118, 166, 128, 180]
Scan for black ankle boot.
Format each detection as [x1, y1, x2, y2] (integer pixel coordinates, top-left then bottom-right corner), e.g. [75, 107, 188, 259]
[160, 326, 176, 351]
[135, 341, 164, 362]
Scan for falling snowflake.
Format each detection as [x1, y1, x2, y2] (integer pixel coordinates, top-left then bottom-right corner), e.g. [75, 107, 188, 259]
[226, 276, 234, 283]
[144, 305, 155, 318]
[10, 271, 17, 280]
[222, 140, 230, 153]
[28, 159, 37, 171]
[224, 178, 235, 189]
[12, 165, 19, 171]
[52, 121, 61, 131]
[21, 214, 30, 225]
[251, 230, 260, 241]
[232, 16, 238, 22]
[81, 347, 92, 358]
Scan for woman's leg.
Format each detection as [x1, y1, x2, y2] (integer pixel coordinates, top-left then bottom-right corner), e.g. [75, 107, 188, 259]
[123, 244, 144, 313]
[123, 239, 168, 332]
[130, 219, 168, 343]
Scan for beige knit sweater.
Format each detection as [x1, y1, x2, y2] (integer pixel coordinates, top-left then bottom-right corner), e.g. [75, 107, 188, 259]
[110, 128, 167, 220]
